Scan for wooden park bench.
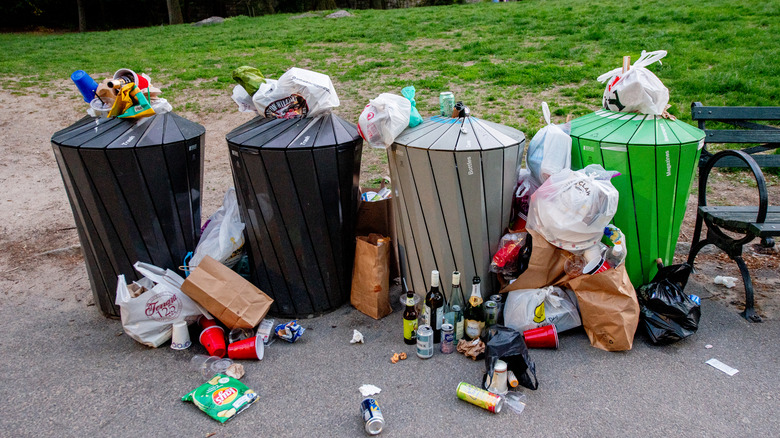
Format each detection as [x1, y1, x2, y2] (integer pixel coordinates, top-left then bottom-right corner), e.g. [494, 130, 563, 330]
[687, 103, 780, 322]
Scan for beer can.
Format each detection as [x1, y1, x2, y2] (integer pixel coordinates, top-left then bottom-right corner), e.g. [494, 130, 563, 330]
[456, 382, 503, 413]
[439, 92, 455, 117]
[485, 301, 498, 327]
[360, 397, 385, 435]
[416, 325, 433, 359]
[440, 323, 454, 354]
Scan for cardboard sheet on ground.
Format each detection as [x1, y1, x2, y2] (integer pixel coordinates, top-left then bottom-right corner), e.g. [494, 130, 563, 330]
[181, 256, 273, 329]
[500, 230, 639, 351]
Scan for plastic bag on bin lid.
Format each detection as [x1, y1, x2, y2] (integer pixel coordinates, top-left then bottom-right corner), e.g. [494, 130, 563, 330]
[598, 50, 669, 115]
[232, 85, 257, 113]
[190, 188, 245, 269]
[401, 86, 423, 128]
[357, 93, 412, 148]
[527, 164, 619, 251]
[483, 325, 538, 390]
[252, 67, 339, 118]
[637, 263, 700, 345]
[503, 286, 581, 334]
[115, 263, 208, 348]
[526, 102, 572, 184]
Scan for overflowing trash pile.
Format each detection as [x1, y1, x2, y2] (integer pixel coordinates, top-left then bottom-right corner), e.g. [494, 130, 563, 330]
[61, 52, 708, 429]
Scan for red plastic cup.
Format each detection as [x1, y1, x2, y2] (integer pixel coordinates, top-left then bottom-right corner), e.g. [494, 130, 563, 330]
[199, 326, 226, 358]
[227, 335, 264, 360]
[199, 316, 217, 329]
[523, 325, 559, 349]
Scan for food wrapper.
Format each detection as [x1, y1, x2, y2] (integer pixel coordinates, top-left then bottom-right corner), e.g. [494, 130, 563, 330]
[275, 320, 305, 343]
[182, 374, 258, 423]
[457, 338, 485, 361]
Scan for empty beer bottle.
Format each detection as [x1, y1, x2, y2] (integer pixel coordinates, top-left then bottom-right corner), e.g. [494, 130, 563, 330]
[403, 290, 418, 345]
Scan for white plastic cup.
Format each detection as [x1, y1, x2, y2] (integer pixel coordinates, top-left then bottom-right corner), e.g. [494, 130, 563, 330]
[170, 320, 191, 350]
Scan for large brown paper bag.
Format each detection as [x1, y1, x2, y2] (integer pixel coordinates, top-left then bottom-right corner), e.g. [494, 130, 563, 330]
[356, 183, 399, 279]
[501, 230, 639, 351]
[181, 255, 273, 329]
[351, 234, 392, 320]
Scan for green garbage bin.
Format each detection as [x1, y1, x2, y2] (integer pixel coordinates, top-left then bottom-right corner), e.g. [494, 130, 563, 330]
[569, 109, 705, 287]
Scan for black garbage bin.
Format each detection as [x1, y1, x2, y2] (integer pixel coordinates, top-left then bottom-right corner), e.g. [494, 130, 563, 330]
[227, 115, 362, 318]
[51, 113, 205, 317]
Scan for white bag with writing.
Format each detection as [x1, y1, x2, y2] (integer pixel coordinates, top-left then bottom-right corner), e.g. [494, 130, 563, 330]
[115, 262, 208, 348]
[598, 50, 669, 115]
[504, 286, 581, 333]
[357, 93, 411, 148]
[253, 68, 340, 118]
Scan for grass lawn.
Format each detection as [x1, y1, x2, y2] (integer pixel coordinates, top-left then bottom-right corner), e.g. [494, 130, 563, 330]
[1, 0, 778, 185]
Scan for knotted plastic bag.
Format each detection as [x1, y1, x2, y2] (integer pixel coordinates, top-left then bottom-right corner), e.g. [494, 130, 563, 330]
[253, 67, 339, 118]
[357, 93, 411, 148]
[637, 263, 700, 344]
[401, 86, 423, 128]
[598, 50, 669, 115]
[525, 102, 572, 184]
[527, 164, 619, 251]
[503, 286, 582, 334]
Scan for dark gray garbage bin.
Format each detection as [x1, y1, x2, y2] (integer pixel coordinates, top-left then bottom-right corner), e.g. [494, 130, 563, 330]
[388, 115, 526, 297]
[226, 115, 362, 318]
[51, 113, 205, 317]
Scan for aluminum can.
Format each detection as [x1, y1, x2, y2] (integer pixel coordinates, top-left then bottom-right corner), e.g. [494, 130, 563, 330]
[439, 92, 455, 117]
[360, 397, 385, 435]
[485, 301, 498, 327]
[440, 323, 454, 354]
[456, 382, 503, 413]
[416, 325, 433, 359]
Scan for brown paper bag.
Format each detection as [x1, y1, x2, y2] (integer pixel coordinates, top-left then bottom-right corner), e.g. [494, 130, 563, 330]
[356, 182, 399, 279]
[501, 230, 639, 352]
[181, 255, 273, 329]
[351, 234, 392, 320]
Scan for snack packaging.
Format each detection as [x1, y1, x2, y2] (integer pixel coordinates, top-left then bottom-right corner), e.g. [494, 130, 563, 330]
[275, 320, 305, 343]
[182, 374, 258, 423]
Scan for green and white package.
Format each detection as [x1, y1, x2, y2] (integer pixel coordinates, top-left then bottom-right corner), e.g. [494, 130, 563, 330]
[182, 374, 258, 423]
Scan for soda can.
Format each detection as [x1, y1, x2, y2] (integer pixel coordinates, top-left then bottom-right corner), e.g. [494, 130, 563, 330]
[485, 301, 498, 327]
[440, 323, 454, 354]
[456, 382, 503, 413]
[439, 92, 454, 117]
[360, 397, 385, 435]
[416, 325, 433, 359]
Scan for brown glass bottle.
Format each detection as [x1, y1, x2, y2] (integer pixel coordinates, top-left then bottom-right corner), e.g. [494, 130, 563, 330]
[403, 290, 418, 345]
[424, 270, 444, 343]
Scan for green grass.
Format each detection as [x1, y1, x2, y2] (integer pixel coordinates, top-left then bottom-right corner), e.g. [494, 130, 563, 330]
[1, 0, 779, 134]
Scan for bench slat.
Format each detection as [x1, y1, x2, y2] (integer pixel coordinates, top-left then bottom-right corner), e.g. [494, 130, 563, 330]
[700, 206, 780, 234]
[749, 222, 780, 237]
[707, 154, 780, 168]
[704, 130, 780, 143]
[693, 106, 780, 120]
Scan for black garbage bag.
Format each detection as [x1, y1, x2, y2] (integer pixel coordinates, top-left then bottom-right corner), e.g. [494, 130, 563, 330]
[637, 263, 700, 345]
[482, 325, 538, 390]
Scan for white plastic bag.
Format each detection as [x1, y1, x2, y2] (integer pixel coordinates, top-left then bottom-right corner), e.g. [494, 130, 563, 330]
[527, 164, 619, 251]
[504, 286, 581, 333]
[231, 85, 257, 113]
[115, 262, 208, 348]
[598, 50, 669, 115]
[252, 68, 339, 118]
[525, 102, 572, 184]
[190, 188, 245, 269]
[357, 93, 412, 148]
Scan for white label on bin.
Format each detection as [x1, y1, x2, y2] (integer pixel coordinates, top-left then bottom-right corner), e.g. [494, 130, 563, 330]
[189, 144, 198, 151]
[121, 135, 135, 146]
[665, 150, 672, 177]
[467, 156, 474, 175]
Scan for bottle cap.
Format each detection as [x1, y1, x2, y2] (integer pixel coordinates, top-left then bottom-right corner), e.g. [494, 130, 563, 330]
[431, 270, 440, 287]
[452, 271, 461, 285]
[472, 275, 481, 284]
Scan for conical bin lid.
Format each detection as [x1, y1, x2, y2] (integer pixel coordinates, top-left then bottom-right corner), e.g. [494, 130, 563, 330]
[570, 110, 705, 286]
[226, 113, 359, 149]
[394, 115, 523, 150]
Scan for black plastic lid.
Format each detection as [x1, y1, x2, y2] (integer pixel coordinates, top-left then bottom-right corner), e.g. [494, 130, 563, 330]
[51, 113, 205, 149]
[226, 114, 359, 149]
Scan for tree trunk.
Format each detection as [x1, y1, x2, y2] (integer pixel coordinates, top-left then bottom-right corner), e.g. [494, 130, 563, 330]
[76, 0, 87, 32]
[259, 0, 275, 14]
[314, 0, 337, 10]
[166, 0, 184, 24]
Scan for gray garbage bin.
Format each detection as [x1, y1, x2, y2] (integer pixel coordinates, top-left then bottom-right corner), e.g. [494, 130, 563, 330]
[388, 115, 526, 297]
[51, 113, 205, 317]
[226, 115, 362, 318]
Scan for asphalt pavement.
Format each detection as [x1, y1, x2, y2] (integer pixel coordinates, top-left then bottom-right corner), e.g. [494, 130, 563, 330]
[1, 278, 778, 437]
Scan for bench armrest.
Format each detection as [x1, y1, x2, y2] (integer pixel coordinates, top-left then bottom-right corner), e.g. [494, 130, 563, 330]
[698, 150, 769, 224]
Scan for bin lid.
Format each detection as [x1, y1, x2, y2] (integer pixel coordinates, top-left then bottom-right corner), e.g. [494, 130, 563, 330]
[393, 116, 524, 151]
[570, 110, 705, 147]
[51, 113, 205, 149]
[225, 114, 359, 149]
